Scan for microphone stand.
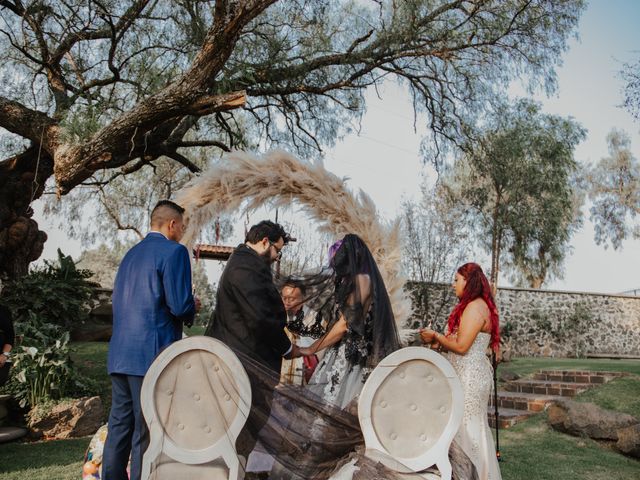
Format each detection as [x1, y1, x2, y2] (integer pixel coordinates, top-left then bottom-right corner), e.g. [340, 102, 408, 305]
[492, 350, 502, 462]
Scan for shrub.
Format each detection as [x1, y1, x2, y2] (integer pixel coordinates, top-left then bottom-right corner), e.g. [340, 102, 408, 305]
[0, 250, 100, 407]
[2, 249, 97, 331]
[2, 318, 99, 408]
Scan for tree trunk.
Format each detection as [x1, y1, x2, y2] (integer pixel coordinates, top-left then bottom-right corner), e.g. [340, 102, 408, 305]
[0, 149, 53, 278]
[530, 278, 544, 289]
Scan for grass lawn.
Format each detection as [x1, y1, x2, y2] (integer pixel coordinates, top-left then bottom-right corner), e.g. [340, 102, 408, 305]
[497, 357, 640, 479]
[499, 356, 640, 378]
[499, 413, 639, 480]
[574, 376, 640, 418]
[1, 354, 638, 479]
[0, 436, 89, 480]
[70, 341, 110, 404]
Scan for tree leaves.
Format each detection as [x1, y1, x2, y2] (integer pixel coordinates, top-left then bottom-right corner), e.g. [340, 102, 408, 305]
[587, 129, 640, 250]
[443, 99, 586, 288]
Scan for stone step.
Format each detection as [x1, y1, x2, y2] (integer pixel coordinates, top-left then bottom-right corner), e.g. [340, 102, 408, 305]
[487, 407, 535, 429]
[533, 370, 624, 384]
[503, 379, 591, 397]
[488, 391, 561, 412]
[536, 370, 626, 376]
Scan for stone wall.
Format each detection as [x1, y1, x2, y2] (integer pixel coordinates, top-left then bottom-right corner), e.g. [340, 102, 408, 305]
[91, 284, 640, 357]
[407, 282, 640, 358]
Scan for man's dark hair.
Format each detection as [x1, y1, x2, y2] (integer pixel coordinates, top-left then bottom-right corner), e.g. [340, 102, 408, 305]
[281, 276, 307, 295]
[245, 220, 290, 244]
[150, 200, 185, 226]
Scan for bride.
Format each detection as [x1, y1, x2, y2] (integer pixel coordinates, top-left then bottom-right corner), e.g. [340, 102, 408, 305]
[298, 234, 401, 409]
[420, 262, 502, 480]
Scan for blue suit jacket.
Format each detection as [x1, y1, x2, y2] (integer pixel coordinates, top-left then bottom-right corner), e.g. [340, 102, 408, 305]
[108, 232, 196, 376]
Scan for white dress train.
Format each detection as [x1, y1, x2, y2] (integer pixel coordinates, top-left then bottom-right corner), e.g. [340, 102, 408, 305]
[446, 332, 502, 480]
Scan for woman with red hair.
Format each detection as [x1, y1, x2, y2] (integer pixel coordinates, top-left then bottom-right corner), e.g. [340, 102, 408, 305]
[420, 262, 502, 480]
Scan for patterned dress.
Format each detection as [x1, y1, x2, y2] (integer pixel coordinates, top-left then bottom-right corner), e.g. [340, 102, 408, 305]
[446, 332, 502, 480]
[280, 308, 325, 385]
[306, 304, 374, 409]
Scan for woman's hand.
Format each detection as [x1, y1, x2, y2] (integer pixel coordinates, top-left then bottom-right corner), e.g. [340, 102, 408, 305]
[298, 346, 313, 357]
[419, 328, 437, 344]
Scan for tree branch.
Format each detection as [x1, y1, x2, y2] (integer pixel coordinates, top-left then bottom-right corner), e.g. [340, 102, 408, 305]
[0, 96, 59, 152]
[172, 140, 231, 152]
[165, 151, 201, 173]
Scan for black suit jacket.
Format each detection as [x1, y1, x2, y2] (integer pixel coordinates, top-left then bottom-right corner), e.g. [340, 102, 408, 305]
[207, 244, 291, 373]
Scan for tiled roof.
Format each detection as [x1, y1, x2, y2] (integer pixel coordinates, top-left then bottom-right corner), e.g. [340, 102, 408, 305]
[193, 244, 234, 261]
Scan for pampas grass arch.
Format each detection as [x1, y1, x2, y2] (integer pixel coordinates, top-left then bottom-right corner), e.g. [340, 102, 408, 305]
[176, 150, 411, 327]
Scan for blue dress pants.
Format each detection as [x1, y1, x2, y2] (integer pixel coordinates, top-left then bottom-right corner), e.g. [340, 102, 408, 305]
[102, 374, 149, 480]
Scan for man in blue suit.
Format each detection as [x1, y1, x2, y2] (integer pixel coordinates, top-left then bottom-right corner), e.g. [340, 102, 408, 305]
[103, 200, 199, 480]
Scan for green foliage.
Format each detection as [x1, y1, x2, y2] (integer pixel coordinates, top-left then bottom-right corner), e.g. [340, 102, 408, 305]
[3, 249, 96, 330]
[401, 183, 474, 283]
[0, 250, 100, 407]
[1, 319, 99, 408]
[0, 0, 585, 245]
[586, 129, 640, 249]
[501, 321, 515, 340]
[191, 261, 215, 326]
[443, 99, 586, 288]
[620, 56, 640, 122]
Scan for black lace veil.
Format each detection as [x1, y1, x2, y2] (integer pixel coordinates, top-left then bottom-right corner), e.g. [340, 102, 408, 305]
[281, 233, 401, 370]
[195, 234, 477, 479]
[329, 234, 401, 367]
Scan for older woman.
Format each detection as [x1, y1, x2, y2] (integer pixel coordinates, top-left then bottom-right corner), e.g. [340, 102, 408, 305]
[420, 262, 502, 480]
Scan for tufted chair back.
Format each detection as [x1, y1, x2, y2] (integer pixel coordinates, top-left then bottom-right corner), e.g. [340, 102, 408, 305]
[140, 336, 251, 480]
[358, 347, 463, 480]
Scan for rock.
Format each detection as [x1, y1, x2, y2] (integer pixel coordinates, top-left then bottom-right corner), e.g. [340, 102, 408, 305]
[70, 321, 112, 342]
[29, 396, 104, 439]
[499, 370, 519, 382]
[547, 399, 638, 440]
[616, 423, 640, 458]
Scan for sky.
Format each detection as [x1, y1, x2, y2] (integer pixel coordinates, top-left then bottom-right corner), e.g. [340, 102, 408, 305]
[33, 0, 640, 295]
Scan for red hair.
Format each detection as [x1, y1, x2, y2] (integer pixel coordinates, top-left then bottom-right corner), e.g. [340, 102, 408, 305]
[447, 263, 500, 351]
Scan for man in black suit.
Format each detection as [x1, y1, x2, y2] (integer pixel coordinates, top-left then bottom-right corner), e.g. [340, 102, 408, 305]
[206, 220, 298, 459]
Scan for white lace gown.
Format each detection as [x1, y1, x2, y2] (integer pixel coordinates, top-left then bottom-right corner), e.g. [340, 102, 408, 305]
[306, 340, 366, 409]
[446, 332, 502, 480]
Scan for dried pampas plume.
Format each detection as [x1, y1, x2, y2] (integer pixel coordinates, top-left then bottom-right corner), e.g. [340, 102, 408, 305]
[176, 150, 411, 327]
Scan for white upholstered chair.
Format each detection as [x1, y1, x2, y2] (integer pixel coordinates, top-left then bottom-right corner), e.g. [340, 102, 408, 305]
[140, 336, 251, 480]
[357, 347, 464, 480]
